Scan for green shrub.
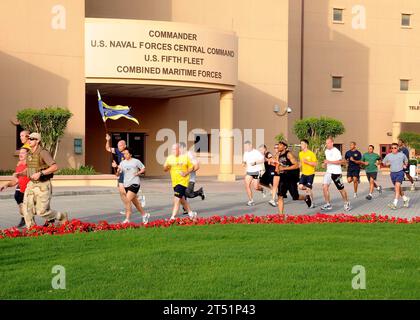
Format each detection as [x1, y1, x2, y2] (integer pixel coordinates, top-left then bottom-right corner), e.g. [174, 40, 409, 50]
[0, 169, 14, 176]
[56, 166, 97, 175]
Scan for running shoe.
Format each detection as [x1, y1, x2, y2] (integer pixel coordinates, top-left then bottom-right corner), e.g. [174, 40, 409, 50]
[188, 211, 198, 219]
[304, 195, 312, 208]
[200, 189, 206, 200]
[353, 193, 357, 199]
[377, 186, 383, 194]
[403, 197, 410, 208]
[320, 203, 332, 211]
[122, 219, 130, 224]
[247, 200, 255, 206]
[310, 203, 316, 209]
[366, 194, 372, 200]
[261, 189, 267, 198]
[387, 203, 397, 210]
[119, 210, 126, 215]
[142, 212, 151, 224]
[17, 218, 25, 228]
[344, 202, 352, 212]
[268, 199, 277, 207]
[410, 184, 416, 191]
[43, 219, 55, 227]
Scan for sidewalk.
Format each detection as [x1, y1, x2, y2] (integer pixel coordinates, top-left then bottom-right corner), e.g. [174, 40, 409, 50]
[0, 174, 418, 229]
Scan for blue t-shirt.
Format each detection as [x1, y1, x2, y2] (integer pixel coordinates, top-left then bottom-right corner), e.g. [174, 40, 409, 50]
[400, 147, 410, 160]
[345, 149, 362, 170]
[114, 148, 125, 164]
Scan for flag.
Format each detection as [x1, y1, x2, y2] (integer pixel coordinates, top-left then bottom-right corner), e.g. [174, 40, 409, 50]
[97, 90, 139, 125]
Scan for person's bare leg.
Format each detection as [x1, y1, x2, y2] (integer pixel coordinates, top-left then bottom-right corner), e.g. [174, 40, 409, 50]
[180, 197, 192, 213]
[171, 197, 181, 219]
[339, 189, 349, 203]
[277, 197, 284, 215]
[354, 177, 359, 194]
[323, 184, 330, 204]
[131, 196, 146, 216]
[244, 175, 254, 201]
[272, 176, 279, 200]
[123, 192, 132, 222]
[369, 177, 375, 195]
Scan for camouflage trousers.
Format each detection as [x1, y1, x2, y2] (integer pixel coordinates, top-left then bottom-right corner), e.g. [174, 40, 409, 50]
[22, 180, 63, 228]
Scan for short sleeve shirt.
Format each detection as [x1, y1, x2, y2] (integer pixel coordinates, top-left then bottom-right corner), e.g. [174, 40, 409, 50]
[361, 152, 381, 173]
[345, 149, 362, 170]
[383, 152, 408, 172]
[164, 154, 193, 187]
[325, 147, 343, 174]
[299, 150, 317, 175]
[243, 149, 264, 172]
[119, 158, 145, 187]
[114, 148, 125, 165]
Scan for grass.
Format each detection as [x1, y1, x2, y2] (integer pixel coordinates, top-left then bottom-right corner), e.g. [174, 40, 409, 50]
[0, 223, 419, 300]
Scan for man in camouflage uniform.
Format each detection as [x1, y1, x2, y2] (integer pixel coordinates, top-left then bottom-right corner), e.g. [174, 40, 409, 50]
[22, 132, 68, 228]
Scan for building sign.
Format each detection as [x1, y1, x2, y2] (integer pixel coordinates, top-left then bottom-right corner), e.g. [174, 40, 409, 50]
[409, 101, 420, 111]
[85, 19, 238, 86]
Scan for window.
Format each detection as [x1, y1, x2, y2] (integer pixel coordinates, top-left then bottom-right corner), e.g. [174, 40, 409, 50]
[333, 144, 343, 153]
[401, 14, 411, 27]
[332, 76, 343, 90]
[400, 79, 409, 91]
[333, 8, 344, 22]
[194, 133, 211, 153]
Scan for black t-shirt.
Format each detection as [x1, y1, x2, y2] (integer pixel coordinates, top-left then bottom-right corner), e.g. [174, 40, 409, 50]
[345, 149, 362, 170]
[264, 151, 275, 174]
[277, 150, 300, 181]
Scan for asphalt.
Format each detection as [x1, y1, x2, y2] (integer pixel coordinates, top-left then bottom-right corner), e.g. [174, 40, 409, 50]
[0, 175, 419, 229]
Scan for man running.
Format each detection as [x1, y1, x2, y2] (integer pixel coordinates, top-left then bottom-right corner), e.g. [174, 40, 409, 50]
[22, 132, 68, 228]
[298, 139, 317, 208]
[398, 139, 415, 191]
[344, 142, 362, 198]
[258, 144, 277, 207]
[164, 143, 197, 220]
[382, 143, 410, 209]
[0, 147, 31, 228]
[361, 145, 383, 200]
[179, 142, 205, 200]
[242, 141, 265, 206]
[105, 134, 127, 215]
[275, 141, 310, 215]
[321, 137, 351, 212]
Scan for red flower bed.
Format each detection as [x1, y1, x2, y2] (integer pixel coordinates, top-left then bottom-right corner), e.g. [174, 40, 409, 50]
[0, 213, 419, 239]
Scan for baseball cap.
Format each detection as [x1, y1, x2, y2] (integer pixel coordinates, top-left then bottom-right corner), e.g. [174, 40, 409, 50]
[29, 132, 41, 141]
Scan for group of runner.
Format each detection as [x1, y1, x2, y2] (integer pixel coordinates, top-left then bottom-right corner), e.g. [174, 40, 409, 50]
[242, 137, 416, 214]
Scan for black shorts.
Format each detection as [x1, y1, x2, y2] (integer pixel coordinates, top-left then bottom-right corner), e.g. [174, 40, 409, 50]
[277, 178, 300, 200]
[332, 174, 345, 191]
[173, 184, 187, 199]
[260, 172, 274, 186]
[299, 174, 315, 189]
[14, 190, 24, 205]
[404, 167, 410, 175]
[366, 172, 378, 181]
[125, 184, 140, 194]
[347, 168, 360, 179]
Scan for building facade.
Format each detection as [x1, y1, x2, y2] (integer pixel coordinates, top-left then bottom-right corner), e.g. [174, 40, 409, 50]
[0, 0, 419, 178]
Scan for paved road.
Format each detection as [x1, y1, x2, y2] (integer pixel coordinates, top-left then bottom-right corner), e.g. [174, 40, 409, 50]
[0, 175, 419, 229]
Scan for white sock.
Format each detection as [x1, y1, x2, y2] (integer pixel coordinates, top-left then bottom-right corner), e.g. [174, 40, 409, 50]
[402, 195, 408, 201]
[369, 193, 372, 196]
[393, 199, 398, 206]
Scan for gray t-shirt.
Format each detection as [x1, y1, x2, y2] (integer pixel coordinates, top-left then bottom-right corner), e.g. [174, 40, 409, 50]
[382, 152, 408, 172]
[119, 158, 145, 187]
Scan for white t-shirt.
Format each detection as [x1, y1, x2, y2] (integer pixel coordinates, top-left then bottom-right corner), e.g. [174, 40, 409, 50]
[243, 149, 264, 173]
[325, 147, 342, 174]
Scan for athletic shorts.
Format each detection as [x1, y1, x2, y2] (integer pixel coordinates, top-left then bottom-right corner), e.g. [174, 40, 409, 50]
[299, 174, 315, 189]
[390, 171, 404, 185]
[173, 184, 187, 199]
[277, 178, 300, 200]
[347, 168, 360, 179]
[118, 172, 124, 184]
[260, 172, 274, 186]
[323, 173, 345, 191]
[125, 184, 140, 194]
[247, 171, 260, 179]
[14, 190, 24, 205]
[366, 172, 378, 182]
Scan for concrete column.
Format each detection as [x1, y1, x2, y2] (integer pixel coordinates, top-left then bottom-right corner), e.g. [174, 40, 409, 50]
[392, 122, 402, 143]
[217, 91, 236, 182]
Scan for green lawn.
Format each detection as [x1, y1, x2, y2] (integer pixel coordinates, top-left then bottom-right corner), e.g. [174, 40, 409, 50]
[0, 223, 419, 299]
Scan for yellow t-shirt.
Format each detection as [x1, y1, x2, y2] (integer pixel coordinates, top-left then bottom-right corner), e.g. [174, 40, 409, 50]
[299, 150, 317, 175]
[22, 143, 30, 149]
[164, 154, 193, 187]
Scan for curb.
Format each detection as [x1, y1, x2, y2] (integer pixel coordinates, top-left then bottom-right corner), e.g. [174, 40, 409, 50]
[0, 189, 119, 200]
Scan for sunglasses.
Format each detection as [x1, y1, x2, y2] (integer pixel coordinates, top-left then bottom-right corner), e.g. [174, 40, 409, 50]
[29, 137, 38, 141]
[391, 147, 398, 149]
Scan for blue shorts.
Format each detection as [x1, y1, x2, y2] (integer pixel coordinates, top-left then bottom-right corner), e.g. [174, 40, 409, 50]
[390, 171, 404, 185]
[299, 174, 315, 189]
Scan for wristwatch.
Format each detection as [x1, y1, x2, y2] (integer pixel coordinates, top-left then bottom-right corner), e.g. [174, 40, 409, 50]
[40, 171, 45, 177]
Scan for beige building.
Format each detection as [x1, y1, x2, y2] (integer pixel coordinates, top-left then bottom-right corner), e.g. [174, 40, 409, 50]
[0, 0, 419, 179]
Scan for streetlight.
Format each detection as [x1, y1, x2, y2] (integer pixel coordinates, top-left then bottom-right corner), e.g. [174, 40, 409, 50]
[273, 104, 292, 116]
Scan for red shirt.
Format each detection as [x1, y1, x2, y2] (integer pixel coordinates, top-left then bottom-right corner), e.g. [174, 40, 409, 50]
[16, 163, 30, 193]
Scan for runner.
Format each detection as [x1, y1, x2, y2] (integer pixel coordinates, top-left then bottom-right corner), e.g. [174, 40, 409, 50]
[344, 141, 362, 198]
[298, 139, 317, 208]
[275, 141, 311, 215]
[115, 147, 150, 224]
[398, 139, 416, 191]
[258, 144, 277, 207]
[0, 147, 31, 228]
[361, 145, 383, 200]
[242, 141, 265, 206]
[321, 137, 351, 212]
[22, 132, 68, 228]
[179, 142, 205, 200]
[105, 134, 127, 215]
[382, 143, 410, 209]
[163, 143, 197, 220]
[19, 130, 31, 149]
[270, 144, 281, 206]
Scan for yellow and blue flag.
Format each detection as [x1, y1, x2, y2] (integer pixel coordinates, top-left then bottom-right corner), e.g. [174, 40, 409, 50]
[97, 90, 139, 125]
